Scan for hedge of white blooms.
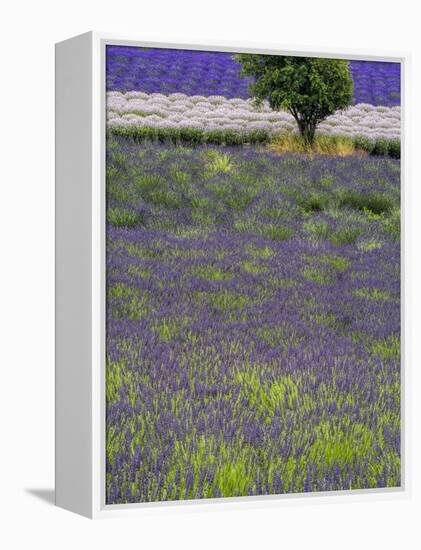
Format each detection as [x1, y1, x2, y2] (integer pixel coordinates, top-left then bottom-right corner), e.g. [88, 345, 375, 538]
[107, 91, 400, 140]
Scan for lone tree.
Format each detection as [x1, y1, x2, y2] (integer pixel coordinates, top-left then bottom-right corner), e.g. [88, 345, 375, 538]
[235, 55, 353, 145]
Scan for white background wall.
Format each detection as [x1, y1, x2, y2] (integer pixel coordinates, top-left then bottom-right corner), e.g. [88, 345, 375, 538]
[0, 0, 420, 547]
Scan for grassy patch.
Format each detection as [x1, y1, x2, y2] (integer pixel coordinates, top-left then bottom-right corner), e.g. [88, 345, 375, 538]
[261, 224, 293, 241]
[270, 133, 356, 157]
[303, 219, 330, 239]
[135, 173, 166, 196]
[107, 208, 143, 228]
[320, 255, 350, 272]
[357, 239, 383, 252]
[153, 318, 185, 343]
[296, 192, 331, 213]
[242, 261, 265, 274]
[192, 264, 232, 281]
[256, 325, 302, 351]
[338, 190, 395, 215]
[308, 422, 374, 469]
[329, 227, 362, 245]
[382, 207, 400, 241]
[302, 266, 333, 285]
[203, 150, 235, 174]
[147, 188, 182, 209]
[371, 335, 400, 361]
[107, 283, 149, 320]
[246, 245, 275, 259]
[301, 254, 350, 285]
[109, 127, 400, 158]
[126, 265, 150, 278]
[353, 288, 392, 301]
[196, 290, 250, 317]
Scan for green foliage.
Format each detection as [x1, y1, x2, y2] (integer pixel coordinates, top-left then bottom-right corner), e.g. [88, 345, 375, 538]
[352, 136, 402, 159]
[329, 226, 362, 245]
[371, 335, 400, 361]
[208, 180, 257, 211]
[242, 261, 265, 274]
[247, 129, 272, 144]
[317, 174, 335, 188]
[303, 218, 330, 239]
[219, 129, 244, 146]
[134, 173, 183, 209]
[387, 139, 401, 159]
[203, 151, 234, 174]
[235, 55, 353, 144]
[296, 188, 395, 222]
[107, 184, 133, 204]
[338, 190, 395, 215]
[357, 239, 383, 252]
[170, 168, 190, 184]
[302, 266, 333, 285]
[135, 173, 166, 195]
[126, 264, 150, 278]
[196, 290, 250, 318]
[261, 224, 293, 241]
[110, 151, 127, 169]
[107, 208, 143, 228]
[382, 207, 400, 241]
[192, 264, 231, 281]
[191, 209, 215, 225]
[301, 253, 350, 285]
[353, 288, 391, 301]
[322, 255, 350, 272]
[271, 132, 356, 156]
[372, 138, 390, 157]
[246, 245, 274, 259]
[108, 126, 270, 146]
[297, 191, 331, 213]
[308, 422, 374, 469]
[147, 188, 182, 209]
[353, 135, 375, 154]
[108, 283, 149, 319]
[153, 318, 183, 343]
[107, 128, 400, 159]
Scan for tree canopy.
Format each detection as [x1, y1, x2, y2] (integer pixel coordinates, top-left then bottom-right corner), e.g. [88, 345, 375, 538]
[235, 55, 354, 144]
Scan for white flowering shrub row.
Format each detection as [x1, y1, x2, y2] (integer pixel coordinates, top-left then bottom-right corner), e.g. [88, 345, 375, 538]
[107, 91, 400, 140]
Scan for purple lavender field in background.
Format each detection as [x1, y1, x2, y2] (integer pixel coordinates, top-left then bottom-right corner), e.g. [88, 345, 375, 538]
[106, 46, 400, 106]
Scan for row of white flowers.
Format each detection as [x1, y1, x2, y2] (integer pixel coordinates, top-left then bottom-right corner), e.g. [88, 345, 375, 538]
[107, 91, 400, 140]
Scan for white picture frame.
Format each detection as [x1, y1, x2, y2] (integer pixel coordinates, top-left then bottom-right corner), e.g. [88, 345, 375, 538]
[55, 31, 410, 519]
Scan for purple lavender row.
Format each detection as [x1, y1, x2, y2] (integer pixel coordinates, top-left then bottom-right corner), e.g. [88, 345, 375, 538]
[105, 140, 400, 503]
[106, 46, 401, 106]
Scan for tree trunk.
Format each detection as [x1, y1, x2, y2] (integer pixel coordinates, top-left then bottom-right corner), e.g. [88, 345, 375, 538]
[298, 120, 316, 146]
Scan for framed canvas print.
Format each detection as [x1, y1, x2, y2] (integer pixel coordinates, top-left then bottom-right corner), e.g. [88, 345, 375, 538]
[55, 32, 408, 518]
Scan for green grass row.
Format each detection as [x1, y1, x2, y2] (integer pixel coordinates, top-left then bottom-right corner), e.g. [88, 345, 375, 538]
[108, 126, 401, 159]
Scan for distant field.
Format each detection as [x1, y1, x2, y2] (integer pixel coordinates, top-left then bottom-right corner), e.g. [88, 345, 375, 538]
[106, 138, 400, 504]
[106, 46, 401, 106]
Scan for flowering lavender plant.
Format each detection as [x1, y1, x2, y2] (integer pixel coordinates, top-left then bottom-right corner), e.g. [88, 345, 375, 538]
[105, 47, 400, 505]
[106, 46, 400, 106]
[105, 138, 400, 504]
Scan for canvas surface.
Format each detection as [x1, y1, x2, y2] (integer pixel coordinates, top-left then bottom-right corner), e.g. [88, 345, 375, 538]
[105, 46, 401, 504]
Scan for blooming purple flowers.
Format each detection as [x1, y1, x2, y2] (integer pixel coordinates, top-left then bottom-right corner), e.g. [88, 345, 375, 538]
[106, 46, 401, 106]
[105, 47, 401, 505]
[105, 140, 401, 504]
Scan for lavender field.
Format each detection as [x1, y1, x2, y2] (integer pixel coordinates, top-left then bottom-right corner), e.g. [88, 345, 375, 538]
[106, 46, 401, 106]
[106, 47, 401, 146]
[106, 139, 400, 503]
[105, 47, 401, 505]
